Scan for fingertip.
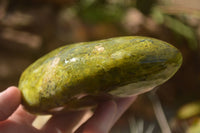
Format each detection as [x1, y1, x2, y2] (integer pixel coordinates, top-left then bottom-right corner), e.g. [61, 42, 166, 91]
[75, 100, 117, 133]
[0, 86, 21, 121]
[6, 86, 21, 97]
[3, 86, 21, 106]
[110, 95, 137, 125]
[115, 95, 137, 106]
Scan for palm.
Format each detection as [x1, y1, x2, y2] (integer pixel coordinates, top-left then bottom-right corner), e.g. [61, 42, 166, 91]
[1, 106, 89, 133]
[1, 106, 40, 133]
[0, 87, 136, 133]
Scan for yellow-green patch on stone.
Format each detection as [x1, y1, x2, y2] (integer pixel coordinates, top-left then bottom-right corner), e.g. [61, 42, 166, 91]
[18, 36, 182, 114]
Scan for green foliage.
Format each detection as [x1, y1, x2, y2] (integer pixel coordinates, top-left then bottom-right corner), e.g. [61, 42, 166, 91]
[165, 16, 198, 50]
[136, 0, 157, 15]
[71, 0, 199, 50]
[74, 0, 128, 23]
[187, 119, 200, 133]
[151, 7, 198, 50]
[178, 101, 200, 119]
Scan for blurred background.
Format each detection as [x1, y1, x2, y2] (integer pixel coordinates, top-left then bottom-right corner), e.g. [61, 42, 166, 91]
[0, 0, 200, 132]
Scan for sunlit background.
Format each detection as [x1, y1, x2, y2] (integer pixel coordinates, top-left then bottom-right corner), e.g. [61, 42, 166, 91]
[0, 0, 200, 132]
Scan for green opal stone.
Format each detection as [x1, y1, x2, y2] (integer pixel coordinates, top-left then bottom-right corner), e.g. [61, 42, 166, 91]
[18, 36, 182, 114]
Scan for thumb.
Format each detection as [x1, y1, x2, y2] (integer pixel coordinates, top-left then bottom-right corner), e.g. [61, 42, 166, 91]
[0, 86, 21, 121]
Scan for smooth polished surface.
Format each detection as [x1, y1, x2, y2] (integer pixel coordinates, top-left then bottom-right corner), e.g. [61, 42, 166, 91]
[18, 36, 182, 114]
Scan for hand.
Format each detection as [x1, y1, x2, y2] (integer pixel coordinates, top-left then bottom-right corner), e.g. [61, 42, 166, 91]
[0, 87, 137, 133]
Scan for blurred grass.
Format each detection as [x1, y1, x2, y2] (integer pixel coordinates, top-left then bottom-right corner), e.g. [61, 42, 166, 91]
[151, 7, 198, 50]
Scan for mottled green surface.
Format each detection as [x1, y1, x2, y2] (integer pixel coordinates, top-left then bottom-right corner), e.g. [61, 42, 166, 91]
[18, 36, 182, 114]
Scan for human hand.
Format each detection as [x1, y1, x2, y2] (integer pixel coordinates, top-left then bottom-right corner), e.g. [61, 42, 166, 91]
[0, 86, 136, 133]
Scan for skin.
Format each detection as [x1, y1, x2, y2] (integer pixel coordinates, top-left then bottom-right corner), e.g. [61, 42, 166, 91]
[0, 86, 136, 133]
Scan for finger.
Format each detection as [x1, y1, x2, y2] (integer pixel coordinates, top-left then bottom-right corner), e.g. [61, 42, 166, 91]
[75, 100, 117, 133]
[0, 86, 21, 121]
[42, 110, 89, 133]
[112, 96, 137, 125]
[9, 105, 36, 124]
[0, 120, 39, 133]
